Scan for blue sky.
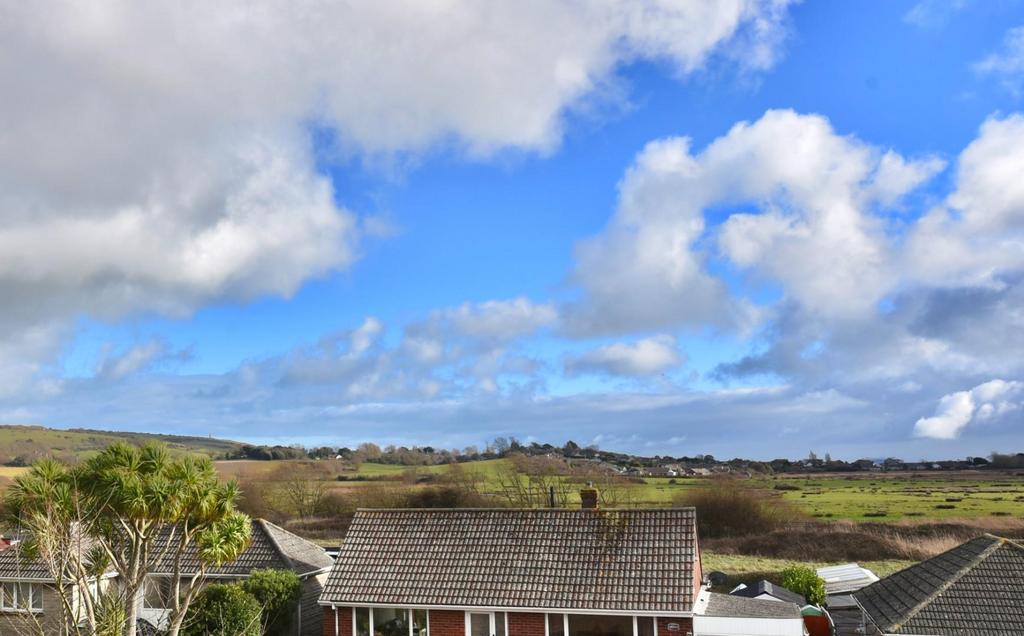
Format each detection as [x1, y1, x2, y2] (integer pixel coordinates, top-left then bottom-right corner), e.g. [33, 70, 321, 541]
[2, 0, 1024, 459]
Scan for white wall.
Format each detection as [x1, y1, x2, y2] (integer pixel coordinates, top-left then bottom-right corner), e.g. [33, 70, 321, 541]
[693, 616, 805, 636]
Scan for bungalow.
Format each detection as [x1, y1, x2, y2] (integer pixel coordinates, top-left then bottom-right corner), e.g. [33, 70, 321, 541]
[0, 519, 333, 636]
[852, 534, 1024, 635]
[319, 490, 806, 636]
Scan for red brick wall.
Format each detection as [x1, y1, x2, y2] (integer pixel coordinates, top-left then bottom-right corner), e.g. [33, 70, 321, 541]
[692, 524, 704, 606]
[507, 612, 545, 636]
[323, 606, 353, 636]
[429, 609, 466, 636]
[656, 617, 693, 636]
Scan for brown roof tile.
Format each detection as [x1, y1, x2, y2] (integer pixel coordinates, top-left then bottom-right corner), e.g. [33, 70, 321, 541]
[320, 508, 698, 613]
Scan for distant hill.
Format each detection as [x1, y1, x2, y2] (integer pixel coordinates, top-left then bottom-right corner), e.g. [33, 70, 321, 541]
[0, 425, 243, 465]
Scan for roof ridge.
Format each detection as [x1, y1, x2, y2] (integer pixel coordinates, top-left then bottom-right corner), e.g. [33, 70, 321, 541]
[889, 535, 1004, 631]
[255, 519, 296, 572]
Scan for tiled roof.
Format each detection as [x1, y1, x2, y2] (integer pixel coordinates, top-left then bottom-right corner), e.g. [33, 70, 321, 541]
[153, 519, 333, 577]
[731, 580, 805, 605]
[0, 519, 332, 582]
[0, 542, 54, 581]
[703, 593, 802, 619]
[320, 508, 699, 613]
[854, 534, 1024, 635]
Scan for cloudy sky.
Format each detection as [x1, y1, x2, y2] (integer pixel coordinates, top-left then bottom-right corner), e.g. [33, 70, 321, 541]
[2, 0, 1024, 459]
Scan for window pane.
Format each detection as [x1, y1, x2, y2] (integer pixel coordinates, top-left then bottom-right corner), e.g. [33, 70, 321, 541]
[15, 584, 30, 610]
[412, 609, 428, 636]
[568, 614, 633, 636]
[143, 578, 164, 609]
[374, 607, 408, 636]
[356, 607, 371, 636]
[548, 614, 565, 636]
[495, 613, 505, 636]
[637, 617, 654, 636]
[30, 585, 42, 611]
[470, 613, 490, 636]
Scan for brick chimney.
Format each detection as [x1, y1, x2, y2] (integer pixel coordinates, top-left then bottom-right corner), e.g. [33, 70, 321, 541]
[580, 482, 599, 510]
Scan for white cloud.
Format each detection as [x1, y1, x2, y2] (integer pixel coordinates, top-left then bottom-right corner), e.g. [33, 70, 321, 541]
[905, 114, 1024, 288]
[439, 298, 558, 341]
[568, 109, 943, 334]
[903, 0, 970, 29]
[914, 379, 1023, 439]
[974, 25, 1024, 93]
[565, 335, 683, 377]
[0, 0, 796, 375]
[94, 339, 181, 381]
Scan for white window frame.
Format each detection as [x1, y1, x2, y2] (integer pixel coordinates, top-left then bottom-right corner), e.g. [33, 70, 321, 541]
[464, 610, 507, 636]
[543, 613, 657, 636]
[0, 582, 43, 613]
[353, 607, 429, 636]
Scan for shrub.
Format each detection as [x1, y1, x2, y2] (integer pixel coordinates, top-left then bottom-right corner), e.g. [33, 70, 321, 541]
[781, 565, 826, 605]
[773, 483, 801, 491]
[184, 583, 262, 636]
[673, 481, 796, 538]
[243, 569, 302, 635]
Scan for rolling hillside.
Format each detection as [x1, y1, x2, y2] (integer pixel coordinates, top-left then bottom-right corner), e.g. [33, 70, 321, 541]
[0, 425, 243, 465]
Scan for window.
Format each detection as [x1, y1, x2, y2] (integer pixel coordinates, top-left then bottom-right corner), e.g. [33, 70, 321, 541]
[568, 614, 633, 636]
[143, 577, 175, 609]
[466, 611, 506, 636]
[548, 614, 565, 636]
[0, 582, 43, 612]
[374, 607, 408, 636]
[356, 607, 370, 636]
[636, 617, 655, 636]
[354, 607, 428, 636]
[545, 615, 656, 636]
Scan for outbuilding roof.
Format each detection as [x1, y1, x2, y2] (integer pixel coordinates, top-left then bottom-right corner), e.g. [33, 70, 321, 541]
[320, 508, 700, 613]
[703, 593, 802, 619]
[854, 534, 1024, 635]
[731, 580, 806, 605]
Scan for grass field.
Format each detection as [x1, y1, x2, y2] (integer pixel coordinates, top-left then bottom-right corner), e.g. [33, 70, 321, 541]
[211, 458, 1024, 522]
[702, 551, 915, 590]
[0, 425, 242, 464]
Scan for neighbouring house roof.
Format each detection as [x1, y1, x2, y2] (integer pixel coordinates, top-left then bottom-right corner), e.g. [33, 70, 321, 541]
[152, 519, 333, 578]
[854, 534, 1024, 635]
[320, 508, 700, 613]
[701, 593, 802, 619]
[730, 580, 806, 605]
[0, 541, 56, 582]
[0, 519, 332, 583]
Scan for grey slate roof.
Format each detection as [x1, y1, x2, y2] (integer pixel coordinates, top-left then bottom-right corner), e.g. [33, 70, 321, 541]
[152, 519, 333, 577]
[0, 519, 332, 583]
[854, 534, 1024, 635]
[731, 580, 805, 605]
[0, 542, 54, 581]
[320, 508, 699, 613]
[703, 593, 802, 619]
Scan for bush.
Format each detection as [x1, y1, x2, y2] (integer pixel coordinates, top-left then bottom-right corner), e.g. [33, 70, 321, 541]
[243, 569, 302, 635]
[773, 483, 801, 491]
[184, 583, 262, 636]
[781, 565, 826, 605]
[673, 482, 796, 538]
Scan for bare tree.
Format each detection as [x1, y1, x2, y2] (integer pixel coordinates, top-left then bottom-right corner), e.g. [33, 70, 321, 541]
[495, 455, 573, 507]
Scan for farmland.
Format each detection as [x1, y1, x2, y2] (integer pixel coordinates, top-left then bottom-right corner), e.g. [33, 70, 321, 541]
[210, 458, 1024, 522]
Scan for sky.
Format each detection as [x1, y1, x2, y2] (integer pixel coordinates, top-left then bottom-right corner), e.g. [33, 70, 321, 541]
[1, 0, 1024, 459]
